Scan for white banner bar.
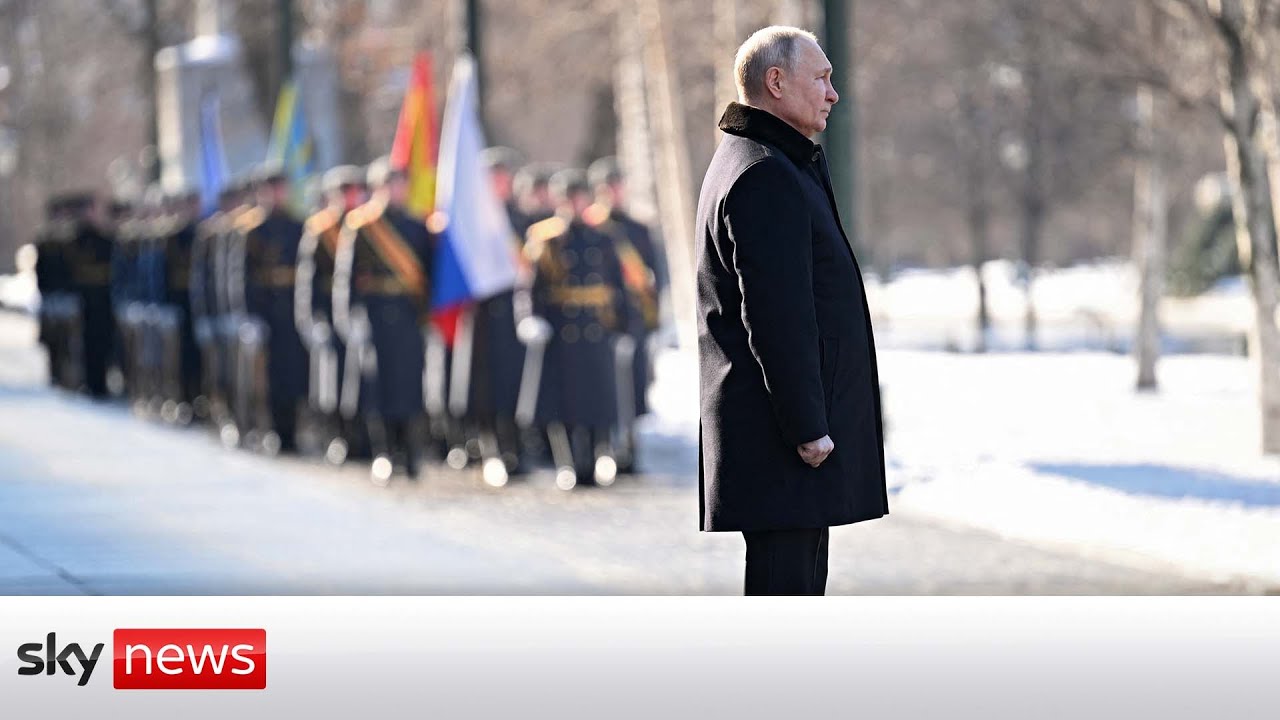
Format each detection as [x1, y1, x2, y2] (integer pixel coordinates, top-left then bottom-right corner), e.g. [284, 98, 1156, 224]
[1, 597, 1277, 719]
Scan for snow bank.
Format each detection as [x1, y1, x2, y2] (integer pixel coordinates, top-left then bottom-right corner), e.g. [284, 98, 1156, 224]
[646, 345, 1280, 588]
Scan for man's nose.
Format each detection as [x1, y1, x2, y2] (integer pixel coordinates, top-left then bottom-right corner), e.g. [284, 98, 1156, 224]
[826, 81, 839, 105]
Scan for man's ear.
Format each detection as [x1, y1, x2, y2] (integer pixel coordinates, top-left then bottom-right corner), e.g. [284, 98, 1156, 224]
[765, 66, 785, 99]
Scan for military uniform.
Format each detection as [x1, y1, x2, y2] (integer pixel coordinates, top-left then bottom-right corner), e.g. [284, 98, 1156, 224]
[110, 206, 146, 405]
[451, 272, 526, 473]
[585, 202, 660, 417]
[190, 194, 238, 426]
[136, 201, 172, 413]
[335, 198, 435, 478]
[512, 163, 558, 242]
[215, 196, 259, 441]
[34, 199, 76, 389]
[236, 202, 309, 451]
[64, 198, 116, 398]
[519, 212, 633, 486]
[297, 174, 367, 462]
[161, 202, 202, 411]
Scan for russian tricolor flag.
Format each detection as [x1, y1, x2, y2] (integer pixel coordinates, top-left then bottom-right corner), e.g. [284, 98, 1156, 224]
[430, 52, 520, 345]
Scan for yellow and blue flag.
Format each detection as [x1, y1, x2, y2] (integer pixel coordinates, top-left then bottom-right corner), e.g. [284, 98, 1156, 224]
[267, 78, 316, 213]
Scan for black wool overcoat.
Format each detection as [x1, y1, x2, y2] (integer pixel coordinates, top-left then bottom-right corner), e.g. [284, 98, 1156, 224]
[696, 102, 888, 532]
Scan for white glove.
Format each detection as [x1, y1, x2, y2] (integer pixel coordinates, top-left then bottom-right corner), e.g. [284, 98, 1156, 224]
[308, 320, 333, 347]
[517, 316, 553, 345]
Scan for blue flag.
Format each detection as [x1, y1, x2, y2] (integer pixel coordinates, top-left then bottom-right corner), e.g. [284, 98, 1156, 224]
[198, 89, 228, 217]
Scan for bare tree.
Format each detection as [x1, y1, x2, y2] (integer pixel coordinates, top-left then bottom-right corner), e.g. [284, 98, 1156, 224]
[636, 0, 698, 350]
[1132, 2, 1169, 390]
[1202, 0, 1280, 452]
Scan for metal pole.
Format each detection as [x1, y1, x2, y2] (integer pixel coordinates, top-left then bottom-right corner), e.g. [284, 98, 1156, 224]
[465, 0, 485, 125]
[277, 0, 294, 91]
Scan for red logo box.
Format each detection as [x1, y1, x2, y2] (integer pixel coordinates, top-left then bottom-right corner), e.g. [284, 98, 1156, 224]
[113, 629, 266, 690]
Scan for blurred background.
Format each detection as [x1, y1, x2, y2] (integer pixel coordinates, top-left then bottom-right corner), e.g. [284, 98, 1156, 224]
[0, 0, 1275, 595]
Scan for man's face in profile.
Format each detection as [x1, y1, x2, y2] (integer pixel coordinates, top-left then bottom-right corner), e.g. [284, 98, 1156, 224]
[777, 39, 838, 138]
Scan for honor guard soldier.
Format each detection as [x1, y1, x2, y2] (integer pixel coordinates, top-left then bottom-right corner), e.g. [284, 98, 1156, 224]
[105, 196, 137, 399]
[482, 147, 529, 236]
[296, 165, 368, 463]
[190, 185, 245, 429]
[231, 166, 308, 453]
[585, 156, 663, 473]
[334, 157, 436, 484]
[515, 169, 634, 489]
[34, 195, 76, 389]
[136, 186, 176, 418]
[109, 195, 146, 407]
[65, 192, 117, 399]
[159, 188, 203, 422]
[210, 175, 259, 444]
[512, 162, 560, 236]
[443, 149, 530, 486]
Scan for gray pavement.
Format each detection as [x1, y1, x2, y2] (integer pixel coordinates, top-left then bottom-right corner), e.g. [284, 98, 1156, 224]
[0, 311, 1242, 595]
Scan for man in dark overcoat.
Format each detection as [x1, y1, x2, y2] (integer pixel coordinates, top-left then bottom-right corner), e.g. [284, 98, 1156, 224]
[696, 26, 889, 595]
[585, 156, 662, 473]
[65, 193, 116, 399]
[296, 166, 367, 463]
[236, 168, 309, 452]
[443, 148, 530, 482]
[518, 169, 633, 489]
[35, 195, 75, 389]
[333, 158, 436, 483]
[160, 189, 203, 419]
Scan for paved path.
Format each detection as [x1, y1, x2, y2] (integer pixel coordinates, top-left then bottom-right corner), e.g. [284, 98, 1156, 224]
[0, 312, 1237, 594]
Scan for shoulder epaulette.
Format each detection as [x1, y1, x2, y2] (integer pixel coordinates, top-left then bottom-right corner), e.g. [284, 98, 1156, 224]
[526, 216, 567, 246]
[234, 206, 268, 234]
[582, 203, 611, 227]
[524, 216, 567, 265]
[305, 207, 339, 235]
[344, 201, 384, 231]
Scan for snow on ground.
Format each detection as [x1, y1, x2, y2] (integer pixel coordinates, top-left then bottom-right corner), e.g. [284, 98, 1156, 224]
[864, 259, 1250, 353]
[2, 310, 1224, 595]
[649, 346, 1280, 590]
[2, 255, 1272, 590]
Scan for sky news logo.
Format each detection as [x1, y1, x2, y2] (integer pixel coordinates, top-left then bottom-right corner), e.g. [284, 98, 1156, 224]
[16, 629, 266, 689]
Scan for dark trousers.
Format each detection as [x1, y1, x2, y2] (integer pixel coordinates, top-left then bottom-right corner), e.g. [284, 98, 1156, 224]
[742, 527, 829, 596]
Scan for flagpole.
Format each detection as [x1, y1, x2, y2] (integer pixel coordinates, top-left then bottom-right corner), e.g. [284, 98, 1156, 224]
[276, 0, 294, 101]
[464, 0, 486, 132]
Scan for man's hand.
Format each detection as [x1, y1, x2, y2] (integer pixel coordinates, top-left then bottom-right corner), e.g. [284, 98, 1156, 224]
[797, 435, 834, 468]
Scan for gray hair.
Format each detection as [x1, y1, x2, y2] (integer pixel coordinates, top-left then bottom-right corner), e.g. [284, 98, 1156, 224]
[734, 26, 819, 103]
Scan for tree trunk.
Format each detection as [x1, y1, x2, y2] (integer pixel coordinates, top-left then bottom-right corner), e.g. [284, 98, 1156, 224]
[713, 0, 737, 139]
[968, 186, 992, 355]
[1018, 17, 1047, 352]
[1212, 0, 1280, 453]
[1132, 82, 1166, 390]
[613, 5, 658, 226]
[636, 0, 698, 351]
[957, 72, 991, 353]
[143, 0, 161, 182]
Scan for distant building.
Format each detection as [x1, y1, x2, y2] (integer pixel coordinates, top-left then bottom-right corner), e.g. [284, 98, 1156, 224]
[155, 1, 341, 196]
